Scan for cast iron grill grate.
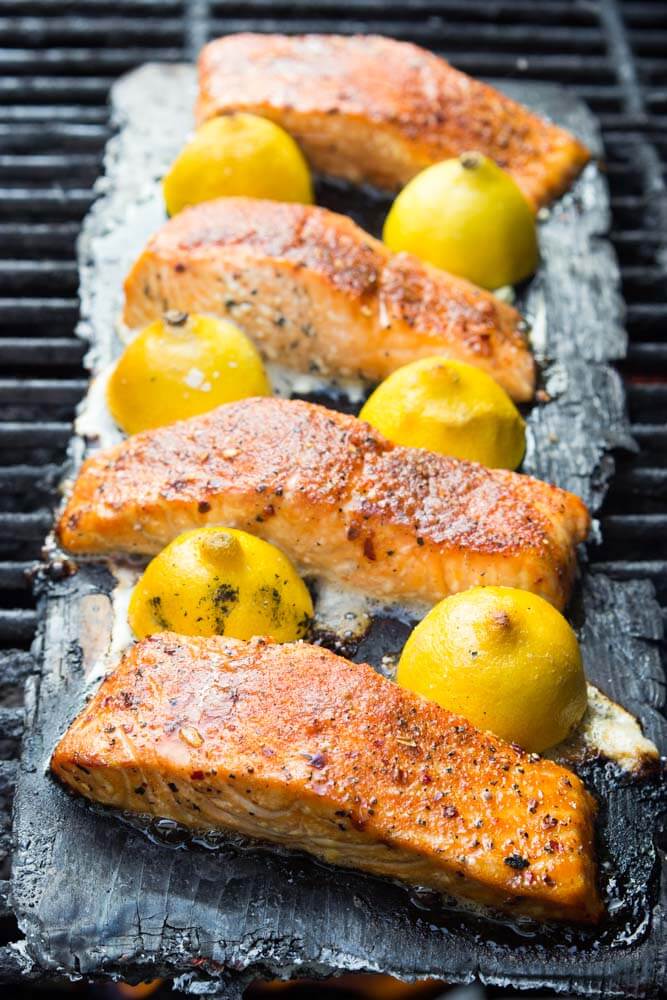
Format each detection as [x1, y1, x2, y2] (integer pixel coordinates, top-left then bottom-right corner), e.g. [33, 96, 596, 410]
[0, 0, 665, 984]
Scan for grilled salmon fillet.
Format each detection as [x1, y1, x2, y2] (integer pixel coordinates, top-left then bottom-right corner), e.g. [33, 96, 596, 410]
[196, 33, 590, 208]
[52, 633, 602, 923]
[58, 397, 589, 610]
[123, 198, 534, 403]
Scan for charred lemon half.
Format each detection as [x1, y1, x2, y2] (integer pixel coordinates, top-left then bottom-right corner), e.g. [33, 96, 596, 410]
[397, 586, 587, 752]
[359, 357, 526, 469]
[107, 311, 270, 435]
[383, 152, 538, 289]
[129, 527, 313, 643]
[163, 113, 313, 215]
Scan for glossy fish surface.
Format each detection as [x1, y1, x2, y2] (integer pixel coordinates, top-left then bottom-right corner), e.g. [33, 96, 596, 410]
[123, 197, 535, 402]
[196, 33, 590, 207]
[52, 632, 602, 923]
[58, 397, 590, 610]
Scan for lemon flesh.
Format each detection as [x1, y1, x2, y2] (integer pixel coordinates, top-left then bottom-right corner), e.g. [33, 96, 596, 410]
[397, 586, 587, 752]
[383, 152, 539, 290]
[129, 527, 313, 643]
[163, 113, 313, 215]
[359, 357, 525, 469]
[107, 312, 270, 435]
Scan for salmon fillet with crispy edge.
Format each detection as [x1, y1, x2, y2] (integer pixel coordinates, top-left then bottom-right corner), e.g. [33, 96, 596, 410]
[123, 197, 535, 403]
[196, 33, 591, 209]
[58, 397, 589, 610]
[51, 632, 602, 923]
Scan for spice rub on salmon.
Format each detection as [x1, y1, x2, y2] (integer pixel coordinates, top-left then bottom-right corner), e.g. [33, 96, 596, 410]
[52, 633, 602, 923]
[58, 397, 589, 610]
[123, 197, 535, 403]
[196, 33, 591, 209]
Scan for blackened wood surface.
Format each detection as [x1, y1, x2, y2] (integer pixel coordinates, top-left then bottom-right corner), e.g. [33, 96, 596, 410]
[10, 66, 666, 997]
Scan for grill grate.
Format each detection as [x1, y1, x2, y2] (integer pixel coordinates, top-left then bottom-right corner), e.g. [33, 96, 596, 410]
[0, 0, 665, 983]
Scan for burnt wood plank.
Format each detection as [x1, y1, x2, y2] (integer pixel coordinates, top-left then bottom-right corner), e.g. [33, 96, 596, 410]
[10, 66, 667, 996]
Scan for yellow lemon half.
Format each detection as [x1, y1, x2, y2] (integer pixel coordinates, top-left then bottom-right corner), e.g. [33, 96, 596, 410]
[359, 357, 525, 469]
[383, 152, 539, 289]
[163, 113, 313, 215]
[397, 586, 587, 752]
[107, 312, 270, 435]
[129, 527, 313, 643]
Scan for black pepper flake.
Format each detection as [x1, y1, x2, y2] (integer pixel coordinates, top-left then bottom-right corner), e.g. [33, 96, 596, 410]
[198, 500, 211, 514]
[504, 854, 530, 870]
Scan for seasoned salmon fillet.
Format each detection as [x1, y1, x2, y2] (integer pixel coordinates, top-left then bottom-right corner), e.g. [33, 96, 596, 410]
[196, 34, 591, 208]
[58, 397, 589, 610]
[123, 197, 535, 403]
[52, 633, 602, 923]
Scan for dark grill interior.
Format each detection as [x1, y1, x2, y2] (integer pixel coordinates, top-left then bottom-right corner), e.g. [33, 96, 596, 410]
[0, 0, 665, 987]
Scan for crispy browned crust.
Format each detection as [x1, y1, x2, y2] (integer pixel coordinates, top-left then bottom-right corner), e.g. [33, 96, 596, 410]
[123, 198, 535, 402]
[196, 33, 591, 207]
[57, 397, 589, 609]
[52, 632, 602, 923]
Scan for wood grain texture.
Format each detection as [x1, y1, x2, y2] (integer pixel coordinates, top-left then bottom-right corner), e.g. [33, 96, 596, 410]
[10, 65, 666, 996]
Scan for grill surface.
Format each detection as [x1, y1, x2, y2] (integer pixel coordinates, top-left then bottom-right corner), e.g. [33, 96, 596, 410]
[0, 0, 665, 985]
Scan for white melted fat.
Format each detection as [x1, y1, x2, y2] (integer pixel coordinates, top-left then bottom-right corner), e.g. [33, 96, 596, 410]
[74, 364, 123, 451]
[265, 361, 367, 405]
[313, 578, 425, 640]
[107, 564, 137, 671]
[548, 683, 659, 773]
